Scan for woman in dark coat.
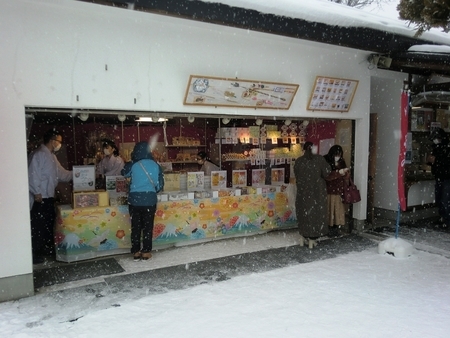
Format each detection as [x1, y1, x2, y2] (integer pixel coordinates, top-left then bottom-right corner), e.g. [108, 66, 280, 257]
[294, 142, 331, 248]
[324, 145, 350, 237]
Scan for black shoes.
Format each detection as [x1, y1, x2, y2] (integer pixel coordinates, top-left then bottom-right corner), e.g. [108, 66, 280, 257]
[329, 226, 340, 237]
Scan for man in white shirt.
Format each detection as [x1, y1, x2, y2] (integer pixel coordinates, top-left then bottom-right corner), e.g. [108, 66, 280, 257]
[28, 129, 72, 264]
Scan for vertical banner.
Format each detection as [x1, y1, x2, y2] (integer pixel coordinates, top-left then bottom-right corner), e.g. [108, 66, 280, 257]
[398, 90, 409, 211]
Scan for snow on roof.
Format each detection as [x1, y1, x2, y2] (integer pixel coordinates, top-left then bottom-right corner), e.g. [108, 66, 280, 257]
[409, 44, 450, 54]
[201, 0, 450, 46]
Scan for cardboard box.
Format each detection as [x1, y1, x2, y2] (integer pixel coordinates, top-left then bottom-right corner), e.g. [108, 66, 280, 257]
[73, 190, 109, 209]
[73, 165, 96, 192]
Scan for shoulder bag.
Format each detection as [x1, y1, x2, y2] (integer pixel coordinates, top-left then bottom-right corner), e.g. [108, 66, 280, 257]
[138, 161, 157, 191]
[342, 177, 361, 204]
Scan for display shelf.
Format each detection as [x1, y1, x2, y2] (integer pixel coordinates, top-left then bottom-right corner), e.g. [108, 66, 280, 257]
[223, 158, 250, 162]
[168, 160, 198, 164]
[165, 145, 206, 148]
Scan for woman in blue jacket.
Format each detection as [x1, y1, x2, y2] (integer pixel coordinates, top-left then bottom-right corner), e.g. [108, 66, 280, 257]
[122, 141, 164, 261]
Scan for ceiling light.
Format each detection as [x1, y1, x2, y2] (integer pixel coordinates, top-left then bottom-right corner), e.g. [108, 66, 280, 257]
[284, 119, 292, 126]
[136, 117, 168, 122]
[118, 114, 126, 122]
[302, 120, 309, 127]
[78, 113, 89, 121]
[187, 116, 195, 123]
[222, 118, 230, 125]
[255, 118, 263, 126]
[368, 54, 380, 66]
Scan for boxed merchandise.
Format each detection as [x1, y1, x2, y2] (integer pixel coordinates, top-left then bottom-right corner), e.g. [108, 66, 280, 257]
[271, 168, 285, 185]
[211, 170, 227, 190]
[105, 176, 128, 206]
[73, 165, 96, 192]
[164, 173, 181, 192]
[232, 170, 247, 187]
[261, 185, 281, 193]
[252, 169, 266, 186]
[157, 193, 169, 202]
[217, 189, 236, 197]
[168, 191, 195, 201]
[194, 191, 213, 199]
[187, 171, 204, 191]
[73, 190, 109, 209]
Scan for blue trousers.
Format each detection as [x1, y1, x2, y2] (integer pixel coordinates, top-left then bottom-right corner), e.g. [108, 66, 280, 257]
[435, 179, 450, 225]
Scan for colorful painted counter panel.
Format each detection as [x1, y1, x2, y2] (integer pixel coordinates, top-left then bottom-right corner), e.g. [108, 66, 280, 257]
[55, 192, 296, 262]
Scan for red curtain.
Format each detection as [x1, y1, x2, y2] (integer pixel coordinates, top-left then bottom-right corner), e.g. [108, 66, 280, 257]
[398, 91, 409, 211]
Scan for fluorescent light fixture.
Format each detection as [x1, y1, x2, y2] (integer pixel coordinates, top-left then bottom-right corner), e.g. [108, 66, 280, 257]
[136, 117, 168, 122]
[411, 107, 433, 111]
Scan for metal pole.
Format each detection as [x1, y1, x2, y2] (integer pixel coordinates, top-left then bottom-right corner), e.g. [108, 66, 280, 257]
[72, 115, 77, 164]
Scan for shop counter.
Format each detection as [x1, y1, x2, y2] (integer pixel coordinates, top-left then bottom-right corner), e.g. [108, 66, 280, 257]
[55, 191, 296, 262]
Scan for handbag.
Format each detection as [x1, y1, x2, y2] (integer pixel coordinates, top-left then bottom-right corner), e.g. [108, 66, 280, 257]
[342, 177, 361, 204]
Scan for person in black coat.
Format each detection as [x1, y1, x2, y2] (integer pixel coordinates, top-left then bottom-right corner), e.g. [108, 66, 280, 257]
[427, 128, 450, 227]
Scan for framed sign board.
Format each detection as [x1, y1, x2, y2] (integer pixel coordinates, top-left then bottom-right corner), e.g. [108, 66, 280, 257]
[307, 76, 358, 112]
[184, 75, 299, 110]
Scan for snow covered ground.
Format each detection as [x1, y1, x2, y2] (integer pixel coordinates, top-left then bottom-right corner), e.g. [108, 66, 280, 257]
[1, 2, 449, 336]
[1, 230, 450, 337]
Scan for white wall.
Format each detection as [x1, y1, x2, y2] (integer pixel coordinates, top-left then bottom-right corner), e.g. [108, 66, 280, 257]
[0, 0, 373, 281]
[370, 71, 435, 211]
[370, 73, 402, 211]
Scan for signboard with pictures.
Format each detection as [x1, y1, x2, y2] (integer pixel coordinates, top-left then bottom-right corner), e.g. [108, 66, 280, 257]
[73, 165, 96, 192]
[307, 76, 358, 112]
[211, 170, 227, 190]
[164, 173, 181, 192]
[252, 169, 266, 186]
[271, 168, 285, 185]
[187, 171, 205, 191]
[232, 170, 247, 187]
[106, 176, 128, 205]
[184, 75, 299, 110]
